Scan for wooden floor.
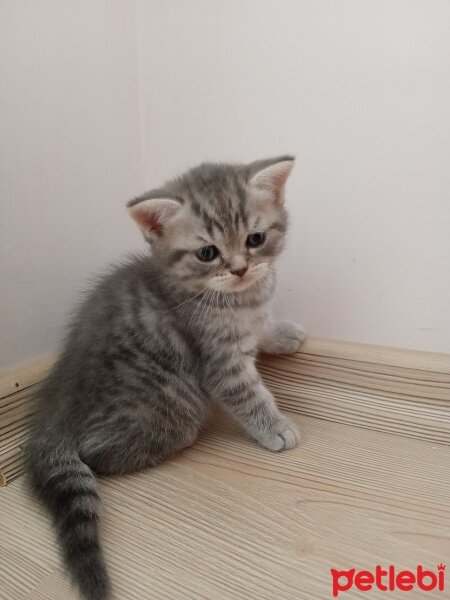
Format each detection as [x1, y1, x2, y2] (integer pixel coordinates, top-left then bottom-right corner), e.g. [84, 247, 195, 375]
[0, 410, 449, 600]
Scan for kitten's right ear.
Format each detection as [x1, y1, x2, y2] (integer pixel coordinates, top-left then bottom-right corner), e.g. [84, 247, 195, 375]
[248, 155, 295, 204]
[128, 195, 183, 241]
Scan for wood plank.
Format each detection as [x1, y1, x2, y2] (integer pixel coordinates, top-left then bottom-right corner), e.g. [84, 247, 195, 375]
[257, 340, 450, 444]
[0, 385, 38, 486]
[258, 352, 450, 400]
[0, 357, 53, 399]
[298, 337, 450, 374]
[0, 414, 448, 600]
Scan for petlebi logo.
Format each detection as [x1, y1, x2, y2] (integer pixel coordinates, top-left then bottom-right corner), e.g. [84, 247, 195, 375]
[330, 564, 445, 597]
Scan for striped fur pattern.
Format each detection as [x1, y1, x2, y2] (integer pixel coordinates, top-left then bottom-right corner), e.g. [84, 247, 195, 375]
[25, 156, 305, 600]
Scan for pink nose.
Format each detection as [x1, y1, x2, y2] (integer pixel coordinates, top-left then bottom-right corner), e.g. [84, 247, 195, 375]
[231, 266, 248, 278]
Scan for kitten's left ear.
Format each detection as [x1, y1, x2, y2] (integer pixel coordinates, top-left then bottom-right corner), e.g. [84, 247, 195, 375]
[248, 156, 295, 203]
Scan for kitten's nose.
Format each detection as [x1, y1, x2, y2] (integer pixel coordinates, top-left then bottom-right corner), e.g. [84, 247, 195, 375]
[231, 266, 248, 278]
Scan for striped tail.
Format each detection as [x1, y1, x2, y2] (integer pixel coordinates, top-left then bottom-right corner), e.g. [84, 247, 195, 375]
[26, 440, 111, 600]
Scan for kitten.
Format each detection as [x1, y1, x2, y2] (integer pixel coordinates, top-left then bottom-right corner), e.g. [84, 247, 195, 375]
[25, 156, 305, 600]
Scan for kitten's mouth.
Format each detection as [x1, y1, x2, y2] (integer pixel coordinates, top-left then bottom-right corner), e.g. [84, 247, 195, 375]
[229, 275, 257, 292]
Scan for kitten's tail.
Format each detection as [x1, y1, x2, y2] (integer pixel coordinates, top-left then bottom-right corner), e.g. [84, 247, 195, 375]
[25, 437, 110, 600]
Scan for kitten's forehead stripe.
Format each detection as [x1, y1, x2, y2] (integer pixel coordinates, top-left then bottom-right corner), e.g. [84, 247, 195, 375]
[235, 177, 247, 208]
[210, 216, 225, 234]
[204, 214, 214, 237]
[191, 199, 201, 217]
[238, 202, 248, 228]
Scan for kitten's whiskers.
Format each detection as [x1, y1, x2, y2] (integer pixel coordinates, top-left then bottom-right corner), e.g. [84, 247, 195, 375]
[163, 287, 207, 315]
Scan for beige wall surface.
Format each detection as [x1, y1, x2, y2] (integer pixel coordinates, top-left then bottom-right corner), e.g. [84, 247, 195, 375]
[2, 1, 449, 372]
[0, 1, 143, 369]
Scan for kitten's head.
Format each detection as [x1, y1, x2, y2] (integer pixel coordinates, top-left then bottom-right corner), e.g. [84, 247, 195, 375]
[128, 156, 294, 293]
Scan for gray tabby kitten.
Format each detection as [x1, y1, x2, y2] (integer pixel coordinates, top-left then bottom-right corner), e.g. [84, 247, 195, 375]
[26, 156, 305, 600]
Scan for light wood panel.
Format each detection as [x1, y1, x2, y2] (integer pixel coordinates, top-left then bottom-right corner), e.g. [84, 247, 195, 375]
[0, 385, 39, 487]
[293, 337, 450, 374]
[258, 337, 450, 444]
[0, 357, 53, 486]
[0, 413, 449, 600]
[0, 357, 53, 399]
[1, 338, 449, 486]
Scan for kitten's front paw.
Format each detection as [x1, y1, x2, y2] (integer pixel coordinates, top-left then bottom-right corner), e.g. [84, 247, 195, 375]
[267, 321, 306, 355]
[256, 415, 300, 452]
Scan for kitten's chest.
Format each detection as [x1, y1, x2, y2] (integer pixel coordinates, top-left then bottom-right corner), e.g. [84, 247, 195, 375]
[230, 305, 268, 333]
[201, 303, 269, 354]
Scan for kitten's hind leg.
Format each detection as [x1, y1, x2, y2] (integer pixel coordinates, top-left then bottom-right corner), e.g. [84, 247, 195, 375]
[80, 418, 200, 476]
[79, 393, 206, 476]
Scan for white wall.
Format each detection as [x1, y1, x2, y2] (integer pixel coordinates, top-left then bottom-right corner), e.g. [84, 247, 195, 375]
[0, 1, 143, 370]
[2, 1, 449, 372]
[137, 0, 450, 353]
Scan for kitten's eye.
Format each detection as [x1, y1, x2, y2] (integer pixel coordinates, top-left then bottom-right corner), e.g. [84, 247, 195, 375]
[196, 245, 219, 262]
[246, 232, 266, 248]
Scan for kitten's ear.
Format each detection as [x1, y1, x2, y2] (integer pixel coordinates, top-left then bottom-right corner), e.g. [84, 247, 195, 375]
[248, 156, 295, 203]
[128, 195, 182, 241]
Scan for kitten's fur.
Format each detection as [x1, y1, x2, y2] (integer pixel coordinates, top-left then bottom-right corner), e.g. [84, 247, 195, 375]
[26, 156, 305, 600]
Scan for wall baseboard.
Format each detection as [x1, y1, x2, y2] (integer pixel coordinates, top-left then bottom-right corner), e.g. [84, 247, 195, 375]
[1, 339, 449, 486]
